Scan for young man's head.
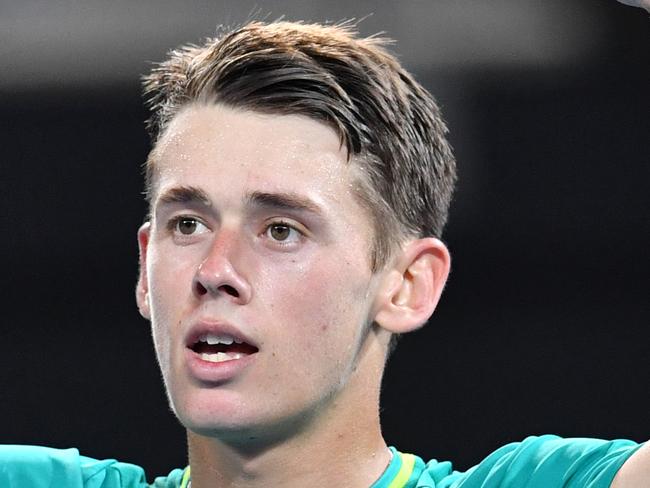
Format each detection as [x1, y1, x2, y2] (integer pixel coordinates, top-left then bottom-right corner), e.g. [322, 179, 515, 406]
[135, 21, 455, 446]
[142, 21, 456, 270]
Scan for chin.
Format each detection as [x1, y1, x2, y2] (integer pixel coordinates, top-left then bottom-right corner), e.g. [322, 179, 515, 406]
[177, 397, 319, 446]
[174, 391, 251, 429]
[181, 414, 281, 445]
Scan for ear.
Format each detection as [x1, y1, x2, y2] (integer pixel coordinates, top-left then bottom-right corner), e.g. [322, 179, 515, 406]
[374, 238, 450, 334]
[135, 222, 152, 320]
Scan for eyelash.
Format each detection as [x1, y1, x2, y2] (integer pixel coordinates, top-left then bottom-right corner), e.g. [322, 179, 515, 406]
[166, 215, 208, 236]
[164, 215, 306, 247]
[263, 220, 304, 246]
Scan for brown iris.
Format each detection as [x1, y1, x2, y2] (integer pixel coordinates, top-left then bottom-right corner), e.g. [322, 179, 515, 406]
[270, 224, 291, 241]
[177, 218, 198, 235]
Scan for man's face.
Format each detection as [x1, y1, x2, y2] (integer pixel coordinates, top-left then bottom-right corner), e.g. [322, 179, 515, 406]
[137, 104, 387, 439]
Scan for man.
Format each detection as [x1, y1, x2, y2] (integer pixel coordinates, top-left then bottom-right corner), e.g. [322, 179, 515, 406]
[2, 15, 649, 488]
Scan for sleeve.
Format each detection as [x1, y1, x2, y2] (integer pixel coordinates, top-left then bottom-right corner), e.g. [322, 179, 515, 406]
[0, 445, 149, 488]
[432, 435, 643, 488]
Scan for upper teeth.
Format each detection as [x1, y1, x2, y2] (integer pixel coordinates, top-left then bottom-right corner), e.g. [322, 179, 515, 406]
[199, 333, 241, 345]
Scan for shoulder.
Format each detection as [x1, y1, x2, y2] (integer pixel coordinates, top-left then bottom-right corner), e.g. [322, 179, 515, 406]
[419, 435, 642, 488]
[0, 445, 185, 488]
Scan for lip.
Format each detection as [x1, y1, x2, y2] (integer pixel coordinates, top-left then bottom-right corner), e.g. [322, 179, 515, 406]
[183, 320, 259, 383]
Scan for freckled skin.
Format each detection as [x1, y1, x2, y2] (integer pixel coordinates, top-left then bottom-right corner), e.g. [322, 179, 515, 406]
[139, 104, 389, 444]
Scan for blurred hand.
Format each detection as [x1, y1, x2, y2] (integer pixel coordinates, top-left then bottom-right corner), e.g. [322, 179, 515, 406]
[617, 0, 650, 13]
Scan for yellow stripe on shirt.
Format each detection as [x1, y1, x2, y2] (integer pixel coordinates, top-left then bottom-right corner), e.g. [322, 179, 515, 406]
[387, 452, 416, 488]
[180, 466, 191, 488]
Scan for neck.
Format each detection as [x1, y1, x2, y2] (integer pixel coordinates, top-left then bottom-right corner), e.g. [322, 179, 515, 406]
[186, 330, 392, 488]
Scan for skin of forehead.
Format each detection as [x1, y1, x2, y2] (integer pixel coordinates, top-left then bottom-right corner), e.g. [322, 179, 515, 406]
[148, 103, 377, 244]
[152, 105, 355, 192]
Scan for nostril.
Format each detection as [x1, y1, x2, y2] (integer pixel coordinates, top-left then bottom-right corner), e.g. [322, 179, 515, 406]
[195, 282, 208, 296]
[194, 280, 240, 299]
[218, 284, 239, 298]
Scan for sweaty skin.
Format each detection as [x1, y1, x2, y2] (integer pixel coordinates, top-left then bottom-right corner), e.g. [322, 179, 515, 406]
[141, 104, 385, 436]
[136, 103, 450, 487]
[138, 104, 395, 487]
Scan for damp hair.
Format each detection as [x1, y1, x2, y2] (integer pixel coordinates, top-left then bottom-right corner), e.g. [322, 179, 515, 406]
[142, 20, 456, 272]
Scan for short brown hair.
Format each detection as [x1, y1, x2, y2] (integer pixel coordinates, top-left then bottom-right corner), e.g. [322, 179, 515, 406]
[142, 20, 456, 270]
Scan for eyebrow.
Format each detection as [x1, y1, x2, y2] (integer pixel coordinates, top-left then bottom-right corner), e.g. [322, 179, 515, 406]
[154, 187, 324, 217]
[246, 191, 323, 216]
[156, 186, 212, 208]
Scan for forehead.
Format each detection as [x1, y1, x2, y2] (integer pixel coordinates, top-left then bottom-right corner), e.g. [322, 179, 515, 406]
[155, 105, 340, 176]
[148, 104, 367, 218]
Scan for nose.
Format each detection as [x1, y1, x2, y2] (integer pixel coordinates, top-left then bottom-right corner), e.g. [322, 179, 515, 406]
[193, 231, 252, 305]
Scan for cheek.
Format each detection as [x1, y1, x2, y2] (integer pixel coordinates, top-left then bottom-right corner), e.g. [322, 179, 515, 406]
[147, 243, 197, 312]
[258, 254, 372, 352]
[146, 246, 197, 365]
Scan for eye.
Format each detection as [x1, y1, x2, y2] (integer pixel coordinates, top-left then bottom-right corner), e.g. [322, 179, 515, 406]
[168, 216, 209, 236]
[264, 222, 302, 243]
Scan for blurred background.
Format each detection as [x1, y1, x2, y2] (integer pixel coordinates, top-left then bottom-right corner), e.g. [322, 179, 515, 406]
[1, 0, 649, 478]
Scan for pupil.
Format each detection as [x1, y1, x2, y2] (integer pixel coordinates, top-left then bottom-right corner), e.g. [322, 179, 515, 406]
[271, 225, 290, 241]
[179, 219, 196, 235]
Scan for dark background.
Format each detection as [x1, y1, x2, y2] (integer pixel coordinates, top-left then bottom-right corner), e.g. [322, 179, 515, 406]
[2, 0, 648, 478]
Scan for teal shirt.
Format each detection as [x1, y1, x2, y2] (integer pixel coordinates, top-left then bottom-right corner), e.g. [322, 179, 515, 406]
[0, 436, 642, 487]
[373, 437, 642, 488]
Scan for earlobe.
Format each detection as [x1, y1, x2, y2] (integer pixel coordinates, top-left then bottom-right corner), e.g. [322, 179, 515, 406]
[374, 238, 450, 334]
[136, 222, 152, 320]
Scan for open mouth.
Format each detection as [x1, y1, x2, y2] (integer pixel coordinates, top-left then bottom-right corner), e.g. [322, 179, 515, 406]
[190, 333, 258, 363]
